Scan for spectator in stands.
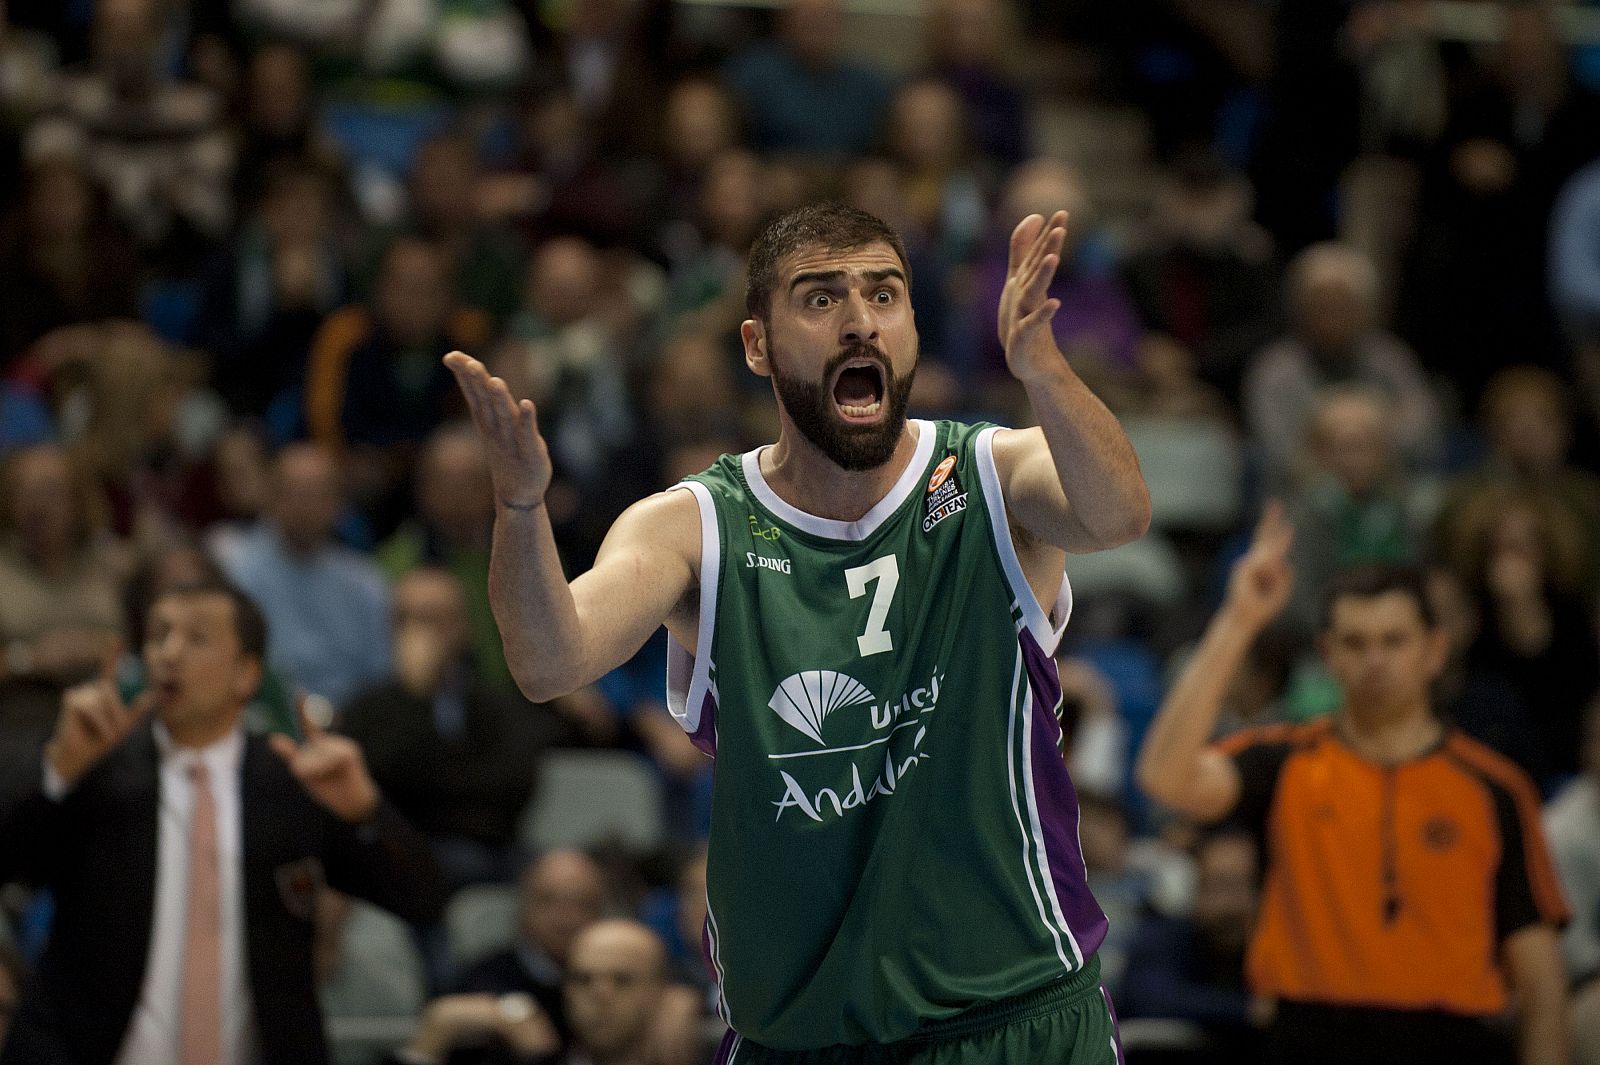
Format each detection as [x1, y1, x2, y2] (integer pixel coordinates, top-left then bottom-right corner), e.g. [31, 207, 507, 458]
[1283, 386, 1423, 637]
[305, 236, 490, 454]
[1123, 152, 1280, 400]
[0, 579, 445, 1065]
[377, 423, 510, 690]
[884, 78, 989, 270]
[491, 82, 645, 248]
[1119, 826, 1264, 1065]
[722, 0, 892, 159]
[641, 331, 743, 462]
[1443, 486, 1600, 781]
[0, 153, 137, 370]
[663, 148, 766, 322]
[56, 321, 230, 541]
[339, 567, 563, 890]
[0, 443, 127, 690]
[1427, 566, 1547, 787]
[206, 423, 275, 564]
[973, 158, 1144, 387]
[490, 236, 646, 569]
[1139, 509, 1570, 1065]
[562, 920, 704, 1065]
[1435, 366, 1600, 591]
[220, 443, 391, 705]
[1114, 333, 1233, 423]
[922, 0, 1029, 168]
[442, 850, 611, 1045]
[231, 43, 343, 212]
[1245, 242, 1440, 488]
[651, 77, 746, 255]
[25, 0, 233, 269]
[197, 162, 350, 419]
[532, 0, 661, 161]
[1403, 4, 1600, 400]
[376, 132, 524, 323]
[1546, 697, 1600, 988]
[399, 917, 703, 1065]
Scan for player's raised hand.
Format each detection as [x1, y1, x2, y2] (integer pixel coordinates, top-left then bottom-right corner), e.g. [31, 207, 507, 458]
[442, 350, 552, 511]
[1223, 501, 1296, 633]
[269, 694, 380, 824]
[46, 661, 155, 789]
[997, 210, 1068, 383]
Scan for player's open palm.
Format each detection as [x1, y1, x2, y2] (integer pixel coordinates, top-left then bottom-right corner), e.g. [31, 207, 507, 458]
[1225, 501, 1295, 632]
[997, 210, 1068, 383]
[443, 350, 552, 509]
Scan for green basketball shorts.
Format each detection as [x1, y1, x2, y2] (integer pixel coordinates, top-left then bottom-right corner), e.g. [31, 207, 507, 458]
[712, 956, 1123, 1065]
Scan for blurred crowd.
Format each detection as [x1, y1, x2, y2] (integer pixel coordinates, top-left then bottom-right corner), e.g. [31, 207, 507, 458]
[2, 0, 1600, 1061]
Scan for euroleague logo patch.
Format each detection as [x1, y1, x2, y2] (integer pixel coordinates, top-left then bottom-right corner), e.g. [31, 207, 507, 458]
[1421, 816, 1460, 852]
[923, 454, 967, 532]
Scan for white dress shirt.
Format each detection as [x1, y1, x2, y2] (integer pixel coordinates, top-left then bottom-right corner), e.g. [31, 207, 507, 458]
[46, 724, 259, 1065]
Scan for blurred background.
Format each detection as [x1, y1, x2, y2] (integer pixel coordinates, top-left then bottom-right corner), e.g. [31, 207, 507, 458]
[2, 0, 1600, 1061]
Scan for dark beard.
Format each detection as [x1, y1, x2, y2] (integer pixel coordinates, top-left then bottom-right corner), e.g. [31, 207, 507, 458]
[769, 340, 916, 472]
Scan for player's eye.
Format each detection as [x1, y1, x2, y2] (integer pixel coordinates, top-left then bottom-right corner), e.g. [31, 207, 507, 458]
[872, 288, 894, 304]
[806, 291, 834, 308]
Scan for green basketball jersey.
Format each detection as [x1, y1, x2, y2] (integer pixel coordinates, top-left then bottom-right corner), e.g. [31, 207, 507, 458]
[666, 418, 1109, 1049]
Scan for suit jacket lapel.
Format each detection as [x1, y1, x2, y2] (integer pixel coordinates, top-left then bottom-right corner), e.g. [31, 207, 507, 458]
[123, 724, 161, 960]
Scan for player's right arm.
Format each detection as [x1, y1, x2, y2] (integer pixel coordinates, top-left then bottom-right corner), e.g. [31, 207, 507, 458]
[1134, 504, 1294, 822]
[445, 352, 699, 703]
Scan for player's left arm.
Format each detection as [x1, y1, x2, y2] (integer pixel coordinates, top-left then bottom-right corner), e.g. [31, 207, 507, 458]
[991, 212, 1151, 554]
[1501, 923, 1569, 1065]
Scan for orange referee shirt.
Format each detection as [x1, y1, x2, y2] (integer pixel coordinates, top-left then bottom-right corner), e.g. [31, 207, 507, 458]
[1215, 719, 1568, 1015]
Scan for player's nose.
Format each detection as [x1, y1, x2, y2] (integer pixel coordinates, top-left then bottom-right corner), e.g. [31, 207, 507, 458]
[839, 292, 879, 345]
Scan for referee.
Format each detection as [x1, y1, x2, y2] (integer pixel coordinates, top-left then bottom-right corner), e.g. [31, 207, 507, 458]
[1138, 505, 1570, 1065]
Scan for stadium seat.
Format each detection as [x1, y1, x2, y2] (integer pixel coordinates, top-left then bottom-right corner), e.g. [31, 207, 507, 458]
[1122, 416, 1244, 533]
[442, 883, 521, 972]
[1063, 533, 1188, 609]
[321, 901, 427, 1065]
[518, 750, 667, 853]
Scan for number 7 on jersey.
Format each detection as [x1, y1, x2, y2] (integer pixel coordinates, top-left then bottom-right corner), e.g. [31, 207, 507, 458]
[845, 555, 899, 657]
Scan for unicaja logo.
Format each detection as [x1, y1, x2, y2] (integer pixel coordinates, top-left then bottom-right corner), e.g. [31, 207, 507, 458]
[768, 671, 874, 746]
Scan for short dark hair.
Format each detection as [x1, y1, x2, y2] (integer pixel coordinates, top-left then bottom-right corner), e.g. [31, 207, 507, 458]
[744, 202, 912, 320]
[149, 579, 269, 662]
[1320, 563, 1436, 632]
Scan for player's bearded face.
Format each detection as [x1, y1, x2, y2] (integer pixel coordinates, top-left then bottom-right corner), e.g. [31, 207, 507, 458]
[768, 339, 917, 472]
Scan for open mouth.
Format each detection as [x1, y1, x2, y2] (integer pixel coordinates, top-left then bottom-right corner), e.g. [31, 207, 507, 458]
[831, 359, 887, 422]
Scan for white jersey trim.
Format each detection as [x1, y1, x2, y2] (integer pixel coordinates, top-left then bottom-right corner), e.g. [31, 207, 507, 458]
[974, 427, 1072, 652]
[666, 480, 720, 735]
[740, 419, 937, 542]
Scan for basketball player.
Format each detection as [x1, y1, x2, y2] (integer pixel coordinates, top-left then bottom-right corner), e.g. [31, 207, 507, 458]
[444, 204, 1150, 1063]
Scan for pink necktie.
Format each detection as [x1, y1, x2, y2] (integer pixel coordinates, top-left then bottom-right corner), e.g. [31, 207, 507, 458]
[180, 761, 222, 1065]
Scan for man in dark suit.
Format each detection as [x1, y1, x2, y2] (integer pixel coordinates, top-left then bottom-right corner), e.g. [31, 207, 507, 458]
[0, 579, 447, 1065]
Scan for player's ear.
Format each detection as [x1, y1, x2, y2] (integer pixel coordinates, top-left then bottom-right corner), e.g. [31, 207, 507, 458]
[742, 318, 771, 379]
